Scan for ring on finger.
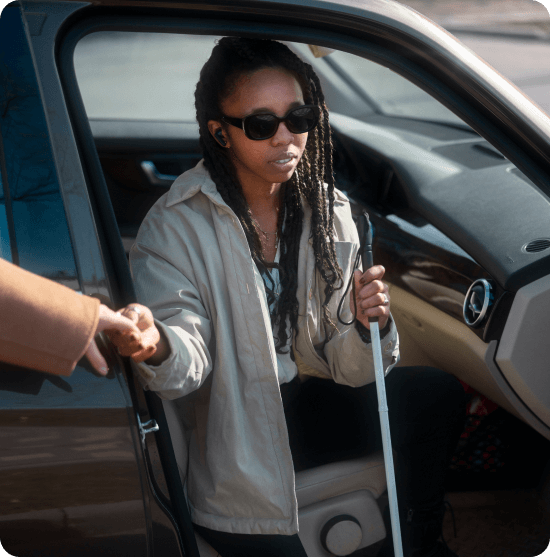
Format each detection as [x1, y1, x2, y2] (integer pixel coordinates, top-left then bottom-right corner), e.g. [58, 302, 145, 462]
[131, 306, 141, 315]
[382, 294, 389, 306]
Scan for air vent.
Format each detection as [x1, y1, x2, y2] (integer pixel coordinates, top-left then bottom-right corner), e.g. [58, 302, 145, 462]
[463, 279, 494, 328]
[522, 239, 550, 253]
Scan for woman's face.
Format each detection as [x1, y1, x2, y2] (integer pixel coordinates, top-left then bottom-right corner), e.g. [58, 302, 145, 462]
[208, 67, 309, 190]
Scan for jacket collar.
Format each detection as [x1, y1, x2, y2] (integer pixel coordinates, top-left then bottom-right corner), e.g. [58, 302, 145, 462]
[166, 160, 341, 232]
[165, 159, 228, 210]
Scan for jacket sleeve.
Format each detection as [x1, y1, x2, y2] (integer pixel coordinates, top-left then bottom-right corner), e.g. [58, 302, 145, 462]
[129, 242, 213, 400]
[323, 314, 400, 388]
[320, 194, 400, 387]
[0, 258, 100, 376]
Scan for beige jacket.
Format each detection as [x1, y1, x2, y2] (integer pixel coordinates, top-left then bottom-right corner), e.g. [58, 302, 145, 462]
[0, 259, 99, 375]
[130, 160, 399, 535]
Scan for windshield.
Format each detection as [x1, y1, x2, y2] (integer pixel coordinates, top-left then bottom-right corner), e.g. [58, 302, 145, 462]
[322, 50, 467, 128]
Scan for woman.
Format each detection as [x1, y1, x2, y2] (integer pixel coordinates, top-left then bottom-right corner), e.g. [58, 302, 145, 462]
[120, 38, 465, 557]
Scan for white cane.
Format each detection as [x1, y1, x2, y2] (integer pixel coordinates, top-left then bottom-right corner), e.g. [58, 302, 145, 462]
[357, 212, 404, 557]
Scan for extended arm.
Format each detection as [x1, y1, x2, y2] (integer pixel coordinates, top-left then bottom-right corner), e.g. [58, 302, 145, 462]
[126, 242, 213, 400]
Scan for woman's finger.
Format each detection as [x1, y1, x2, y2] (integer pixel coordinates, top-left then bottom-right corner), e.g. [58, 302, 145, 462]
[84, 338, 109, 376]
[358, 265, 385, 285]
[130, 344, 158, 364]
[359, 291, 390, 310]
[357, 280, 387, 301]
[108, 304, 160, 363]
[353, 270, 390, 330]
[118, 304, 155, 331]
[127, 322, 160, 362]
[140, 321, 161, 346]
[105, 327, 144, 354]
[96, 304, 140, 337]
[352, 270, 363, 316]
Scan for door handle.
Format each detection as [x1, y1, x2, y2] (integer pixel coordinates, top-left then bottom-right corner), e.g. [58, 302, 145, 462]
[140, 161, 177, 187]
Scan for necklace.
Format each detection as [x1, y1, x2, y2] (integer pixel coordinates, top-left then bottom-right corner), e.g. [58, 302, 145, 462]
[251, 217, 279, 252]
[251, 216, 278, 237]
[255, 223, 278, 236]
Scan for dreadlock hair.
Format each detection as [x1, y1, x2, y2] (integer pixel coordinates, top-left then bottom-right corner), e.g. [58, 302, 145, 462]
[195, 37, 343, 355]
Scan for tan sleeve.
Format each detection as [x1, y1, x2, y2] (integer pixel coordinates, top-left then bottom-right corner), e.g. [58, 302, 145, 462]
[0, 259, 100, 376]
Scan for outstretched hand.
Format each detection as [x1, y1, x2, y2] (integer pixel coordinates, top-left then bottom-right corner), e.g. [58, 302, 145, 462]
[352, 265, 390, 330]
[105, 304, 161, 364]
[85, 304, 141, 375]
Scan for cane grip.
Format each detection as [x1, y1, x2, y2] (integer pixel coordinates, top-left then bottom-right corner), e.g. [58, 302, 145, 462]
[357, 212, 378, 324]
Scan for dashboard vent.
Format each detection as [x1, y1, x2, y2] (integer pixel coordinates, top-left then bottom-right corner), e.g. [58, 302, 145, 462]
[463, 279, 494, 328]
[522, 239, 550, 253]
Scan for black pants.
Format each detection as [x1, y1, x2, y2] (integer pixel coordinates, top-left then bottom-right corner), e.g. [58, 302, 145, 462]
[194, 367, 467, 557]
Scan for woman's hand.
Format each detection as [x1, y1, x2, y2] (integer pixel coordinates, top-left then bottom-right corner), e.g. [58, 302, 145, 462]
[106, 304, 161, 363]
[352, 266, 390, 331]
[85, 304, 141, 375]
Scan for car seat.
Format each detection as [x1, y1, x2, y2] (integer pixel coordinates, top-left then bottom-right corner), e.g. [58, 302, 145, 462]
[162, 399, 387, 557]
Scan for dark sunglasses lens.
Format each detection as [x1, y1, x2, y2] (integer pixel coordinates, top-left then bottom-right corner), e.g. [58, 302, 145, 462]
[244, 107, 319, 139]
[246, 114, 278, 139]
[286, 107, 318, 134]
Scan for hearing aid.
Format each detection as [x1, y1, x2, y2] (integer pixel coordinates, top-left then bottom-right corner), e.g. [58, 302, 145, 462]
[215, 129, 227, 147]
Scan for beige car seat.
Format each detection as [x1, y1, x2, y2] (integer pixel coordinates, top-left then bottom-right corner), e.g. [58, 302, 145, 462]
[162, 399, 387, 557]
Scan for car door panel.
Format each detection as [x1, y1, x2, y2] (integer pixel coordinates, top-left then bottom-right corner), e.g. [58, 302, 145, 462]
[91, 119, 203, 246]
[0, 5, 186, 555]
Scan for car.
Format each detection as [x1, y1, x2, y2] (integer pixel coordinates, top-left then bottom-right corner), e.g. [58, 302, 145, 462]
[1, 0, 550, 556]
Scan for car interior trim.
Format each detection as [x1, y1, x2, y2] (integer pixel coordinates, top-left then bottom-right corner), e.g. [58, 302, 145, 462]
[393, 279, 550, 442]
[495, 273, 550, 430]
[484, 341, 550, 440]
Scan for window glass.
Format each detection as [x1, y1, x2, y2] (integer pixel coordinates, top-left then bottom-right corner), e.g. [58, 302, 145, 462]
[75, 32, 219, 121]
[0, 144, 12, 262]
[326, 50, 465, 127]
[0, 6, 78, 287]
[74, 31, 466, 129]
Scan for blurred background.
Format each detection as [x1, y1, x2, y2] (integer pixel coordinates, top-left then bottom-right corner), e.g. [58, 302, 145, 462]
[399, 0, 550, 115]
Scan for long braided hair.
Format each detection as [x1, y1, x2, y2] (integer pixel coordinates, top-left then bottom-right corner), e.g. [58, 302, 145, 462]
[195, 37, 343, 355]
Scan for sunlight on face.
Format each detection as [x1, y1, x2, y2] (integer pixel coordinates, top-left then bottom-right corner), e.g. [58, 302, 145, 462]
[219, 67, 308, 190]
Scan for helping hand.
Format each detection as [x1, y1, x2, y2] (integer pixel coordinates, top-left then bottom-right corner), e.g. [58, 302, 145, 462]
[106, 304, 161, 364]
[352, 265, 390, 330]
[85, 304, 141, 375]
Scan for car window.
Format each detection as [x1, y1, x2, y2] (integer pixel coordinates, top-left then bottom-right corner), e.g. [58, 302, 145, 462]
[74, 31, 465, 129]
[0, 142, 13, 263]
[0, 5, 79, 287]
[74, 32, 219, 121]
[325, 50, 465, 127]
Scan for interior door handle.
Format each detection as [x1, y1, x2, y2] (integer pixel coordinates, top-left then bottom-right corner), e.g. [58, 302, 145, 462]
[140, 161, 178, 187]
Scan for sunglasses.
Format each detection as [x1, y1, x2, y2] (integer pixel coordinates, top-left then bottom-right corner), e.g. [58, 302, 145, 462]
[222, 104, 320, 140]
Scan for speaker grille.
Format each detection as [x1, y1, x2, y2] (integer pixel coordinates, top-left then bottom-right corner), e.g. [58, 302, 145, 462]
[522, 239, 550, 253]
